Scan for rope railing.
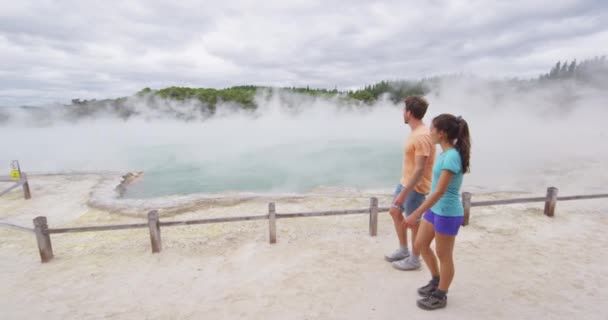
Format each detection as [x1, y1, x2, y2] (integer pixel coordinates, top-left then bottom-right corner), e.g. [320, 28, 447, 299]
[1, 186, 606, 263]
[0, 222, 34, 233]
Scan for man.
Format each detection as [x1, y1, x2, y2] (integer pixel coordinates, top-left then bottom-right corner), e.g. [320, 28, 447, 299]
[385, 96, 435, 270]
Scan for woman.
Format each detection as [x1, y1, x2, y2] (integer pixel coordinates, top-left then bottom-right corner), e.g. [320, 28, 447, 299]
[403, 113, 471, 310]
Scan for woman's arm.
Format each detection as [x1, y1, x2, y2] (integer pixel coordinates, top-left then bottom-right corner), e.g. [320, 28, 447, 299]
[404, 170, 454, 226]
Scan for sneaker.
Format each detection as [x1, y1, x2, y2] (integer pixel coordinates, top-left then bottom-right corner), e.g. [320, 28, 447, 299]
[384, 248, 410, 262]
[417, 280, 438, 297]
[417, 294, 447, 310]
[391, 256, 421, 270]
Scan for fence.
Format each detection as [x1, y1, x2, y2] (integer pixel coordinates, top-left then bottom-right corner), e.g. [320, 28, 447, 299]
[0, 160, 31, 200]
[8, 186, 604, 263]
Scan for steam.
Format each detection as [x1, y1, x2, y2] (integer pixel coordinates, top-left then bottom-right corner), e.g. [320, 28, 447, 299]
[1, 78, 606, 197]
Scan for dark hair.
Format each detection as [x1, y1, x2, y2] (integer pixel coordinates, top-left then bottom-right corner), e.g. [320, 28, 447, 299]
[432, 114, 471, 173]
[404, 96, 429, 120]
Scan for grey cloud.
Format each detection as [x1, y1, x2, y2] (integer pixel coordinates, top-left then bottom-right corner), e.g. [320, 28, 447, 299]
[1, 0, 606, 106]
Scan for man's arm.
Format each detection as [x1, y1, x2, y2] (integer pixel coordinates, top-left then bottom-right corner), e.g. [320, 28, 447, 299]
[394, 155, 428, 206]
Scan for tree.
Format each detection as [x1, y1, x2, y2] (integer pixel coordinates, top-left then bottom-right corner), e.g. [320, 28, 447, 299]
[548, 61, 561, 79]
[559, 61, 569, 78]
[567, 60, 577, 75]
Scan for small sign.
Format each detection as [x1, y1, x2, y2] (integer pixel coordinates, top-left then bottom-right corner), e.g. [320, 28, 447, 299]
[10, 160, 20, 180]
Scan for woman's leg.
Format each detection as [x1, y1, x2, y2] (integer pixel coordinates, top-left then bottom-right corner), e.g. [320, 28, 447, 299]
[415, 218, 438, 277]
[417, 214, 462, 310]
[434, 232, 456, 291]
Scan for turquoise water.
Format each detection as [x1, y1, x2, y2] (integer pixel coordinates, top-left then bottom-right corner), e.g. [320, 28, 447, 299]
[123, 140, 402, 198]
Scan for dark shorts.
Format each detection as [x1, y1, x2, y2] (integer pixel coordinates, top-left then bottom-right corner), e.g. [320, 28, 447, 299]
[392, 184, 426, 220]
[423, 210, 463, 236]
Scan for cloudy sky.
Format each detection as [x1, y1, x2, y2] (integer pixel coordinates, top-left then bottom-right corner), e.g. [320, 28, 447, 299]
[1, 0, 607, 106]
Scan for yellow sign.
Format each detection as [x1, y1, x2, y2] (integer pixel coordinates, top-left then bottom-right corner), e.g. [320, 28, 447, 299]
[10, 161, 20, 180]
[10, 170, 20, 179]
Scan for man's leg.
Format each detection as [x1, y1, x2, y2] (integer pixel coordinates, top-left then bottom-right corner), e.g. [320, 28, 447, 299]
[409, 191, 426, 256]
[392, 192, 425, 270]
[385, 207, 410, 261]
[390, 207, 408, 247]
[385, 184, 410, 262]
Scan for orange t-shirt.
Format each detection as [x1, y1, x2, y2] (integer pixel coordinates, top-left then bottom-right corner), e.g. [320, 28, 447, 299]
[400, 125, 435, 194]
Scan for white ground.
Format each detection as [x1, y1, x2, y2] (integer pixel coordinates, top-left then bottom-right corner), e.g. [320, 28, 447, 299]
[1, 174, 606, 319]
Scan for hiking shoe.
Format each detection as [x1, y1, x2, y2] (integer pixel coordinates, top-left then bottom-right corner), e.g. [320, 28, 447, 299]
[384, 248, 410, 262]
[391, 256, 421, 270]
[417, 294, 447, 310]
[417, 280, 438, 297]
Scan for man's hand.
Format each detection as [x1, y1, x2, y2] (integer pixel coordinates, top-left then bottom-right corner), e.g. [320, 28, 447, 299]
[402, 212, 419, 228]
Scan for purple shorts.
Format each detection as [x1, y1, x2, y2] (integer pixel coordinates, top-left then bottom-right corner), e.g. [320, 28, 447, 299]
[423, 210, 463, 236]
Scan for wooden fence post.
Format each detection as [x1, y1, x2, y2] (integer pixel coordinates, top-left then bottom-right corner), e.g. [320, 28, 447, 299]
[462, 192, 472, 226]
[544, 187, 558, 217]
[148, 210, 162, 253]
[22, 173, 31, 200]
[33, 216, 53, 263]
[268, 202, 277, 244]
[369, 197, 378, 236]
